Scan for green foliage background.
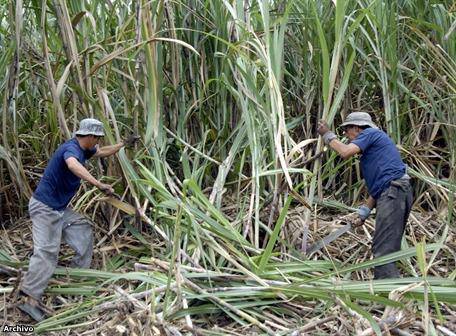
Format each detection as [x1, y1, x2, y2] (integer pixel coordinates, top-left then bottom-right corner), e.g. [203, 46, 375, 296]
[0, 0, 455, 333]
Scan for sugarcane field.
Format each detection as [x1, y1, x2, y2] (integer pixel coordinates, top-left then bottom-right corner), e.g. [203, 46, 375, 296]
[0, 0, 455, 335]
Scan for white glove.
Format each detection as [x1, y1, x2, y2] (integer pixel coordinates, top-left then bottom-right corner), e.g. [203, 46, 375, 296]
[358, 205, 371, 221]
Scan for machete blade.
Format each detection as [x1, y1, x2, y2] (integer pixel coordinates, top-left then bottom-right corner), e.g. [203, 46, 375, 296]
[306, 222, 352, 255]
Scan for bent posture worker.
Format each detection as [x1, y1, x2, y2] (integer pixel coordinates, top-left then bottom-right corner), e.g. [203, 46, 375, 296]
[19, 118, 139, 321]
[317, 112, 413, 279]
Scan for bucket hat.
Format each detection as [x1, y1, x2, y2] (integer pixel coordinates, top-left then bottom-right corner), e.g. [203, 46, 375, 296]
[75, 118, 105, 136]
[340, 112, 378, 129]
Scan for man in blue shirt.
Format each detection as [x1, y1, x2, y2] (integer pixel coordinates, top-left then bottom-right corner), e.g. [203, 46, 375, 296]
[317, 112, 413, 279]
[18, 118, 139, 321]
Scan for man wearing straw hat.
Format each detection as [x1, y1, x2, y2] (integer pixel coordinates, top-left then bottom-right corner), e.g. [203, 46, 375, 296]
[18, 118, 139, 321]
[317, 112, 413, 279]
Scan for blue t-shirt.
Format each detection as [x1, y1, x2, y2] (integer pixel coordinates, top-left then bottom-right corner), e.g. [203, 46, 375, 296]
[351, 128, 406, 199]
[34, 138, 97, 211]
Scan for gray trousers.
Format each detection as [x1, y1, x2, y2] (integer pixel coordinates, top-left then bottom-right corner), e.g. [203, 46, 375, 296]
[21, 197, 93, 300]
[373, 179, 413, 279]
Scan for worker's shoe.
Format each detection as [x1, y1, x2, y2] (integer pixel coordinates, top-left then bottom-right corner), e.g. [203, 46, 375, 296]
[374, 263, 401, 279]
[17, 302, 47, 322]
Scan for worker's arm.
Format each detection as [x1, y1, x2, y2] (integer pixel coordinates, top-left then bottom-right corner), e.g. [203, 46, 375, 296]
[93, 143, 123, 158]
[366, 195, 376, 209]
[317, 120, 361, 159]
[65, 157, 114, 194]
[328, 139, 361, 160]
[92, 135, 140, 158]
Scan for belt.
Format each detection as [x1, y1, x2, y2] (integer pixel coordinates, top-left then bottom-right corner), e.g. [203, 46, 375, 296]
[390, 175, 411, 190]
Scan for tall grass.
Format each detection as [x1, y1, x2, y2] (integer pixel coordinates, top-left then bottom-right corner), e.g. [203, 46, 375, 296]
[0, 0, 455, 333]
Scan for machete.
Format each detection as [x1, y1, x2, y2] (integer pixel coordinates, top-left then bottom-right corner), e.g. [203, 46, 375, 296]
[307, 221, 352, 255]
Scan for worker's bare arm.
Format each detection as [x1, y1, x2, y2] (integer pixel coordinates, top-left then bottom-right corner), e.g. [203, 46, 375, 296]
[93, 143, 123, 158]
[65, 157, 102, 187]
[93, 135, 140, 158]
[65, 157, 113, 194]
[366, 195, 376, 209]
[328, 139, 361, 159]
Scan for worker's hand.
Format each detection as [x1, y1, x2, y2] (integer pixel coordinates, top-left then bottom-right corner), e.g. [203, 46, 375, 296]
[123, 134, 140, 148]
[98, 183, 114, 196]
[343, 212, 364, 227]
[317, 120, 330, 136]
[352, 216, 365, 227]
[317, 120, 337, 145]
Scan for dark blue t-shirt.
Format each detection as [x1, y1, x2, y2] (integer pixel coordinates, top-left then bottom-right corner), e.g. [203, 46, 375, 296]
[351, 128, 405, 199]
[34, 138, 97, 211]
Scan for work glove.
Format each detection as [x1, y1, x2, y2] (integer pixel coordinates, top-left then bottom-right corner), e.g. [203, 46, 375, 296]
[98, 183, 115, 196]
[317, 120, 337, 145]
[123, 134, 140, 148]
[357, 205, 371, 221]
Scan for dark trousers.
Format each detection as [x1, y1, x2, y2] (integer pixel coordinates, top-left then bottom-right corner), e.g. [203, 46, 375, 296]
[373, 179, 413, 279]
